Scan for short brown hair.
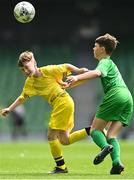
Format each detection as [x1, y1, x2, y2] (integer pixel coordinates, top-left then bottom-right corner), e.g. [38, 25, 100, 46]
[95, 33, 119, 55]
[18, 51, 33, 67]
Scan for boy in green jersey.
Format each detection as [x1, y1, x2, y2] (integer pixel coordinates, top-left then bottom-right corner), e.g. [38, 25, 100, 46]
[62, 34, 133, 174]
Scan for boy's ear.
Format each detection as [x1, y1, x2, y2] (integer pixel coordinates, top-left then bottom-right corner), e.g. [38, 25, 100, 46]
[101, 46, 105, 53]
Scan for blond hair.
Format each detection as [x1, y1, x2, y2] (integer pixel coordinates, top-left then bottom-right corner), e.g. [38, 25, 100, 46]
[18, 51, 34, 67]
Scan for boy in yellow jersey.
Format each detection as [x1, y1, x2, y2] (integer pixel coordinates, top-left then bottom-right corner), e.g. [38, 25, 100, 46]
[1, 51, 91, 174]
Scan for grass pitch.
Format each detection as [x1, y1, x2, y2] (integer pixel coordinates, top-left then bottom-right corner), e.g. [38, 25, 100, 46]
[0, 140, 134, 179]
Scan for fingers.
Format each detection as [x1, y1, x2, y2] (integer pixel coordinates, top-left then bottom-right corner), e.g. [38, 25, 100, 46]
[66, 76, 77, 84]
[58, 75, 78, 89]
[61, 83, 70, 89]
[79, 67, 89, 74]
[65, 78, 72, 83]
[0, 109, 9, 117]
[58, 80, 69, 89]
[58, 80, 68, 86]
[83, 68, 89, 73]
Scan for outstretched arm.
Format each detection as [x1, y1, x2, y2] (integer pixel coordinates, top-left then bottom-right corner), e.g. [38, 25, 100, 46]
[65, 69, 101, 88]
[58, 63, 89, 88]
[72, 69, 101, 81]
[1, 97, 24, 116]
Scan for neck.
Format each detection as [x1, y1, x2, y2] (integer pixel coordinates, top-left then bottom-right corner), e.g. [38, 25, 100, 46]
[98, 54, 110, 60]
[34, 68, 42, 77]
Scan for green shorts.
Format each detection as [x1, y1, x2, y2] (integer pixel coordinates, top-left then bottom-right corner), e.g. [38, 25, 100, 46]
[96, 87, 133, 126]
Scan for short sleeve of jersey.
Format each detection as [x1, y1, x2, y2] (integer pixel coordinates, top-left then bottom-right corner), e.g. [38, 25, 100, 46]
[19, 91, 29, 101]
[96, 59, 110, 77]
[41, 64, 72, 79]
[19, 79, 35, 101]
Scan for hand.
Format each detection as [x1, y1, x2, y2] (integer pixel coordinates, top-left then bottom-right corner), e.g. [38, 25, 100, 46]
[66, 75, 78, 84]
[79, 67, 89, 74]
[0, 108, 10, 117]
[58, 76, 79, 89]
[81, 68, 89, 73]
[58, 80, 69, 89]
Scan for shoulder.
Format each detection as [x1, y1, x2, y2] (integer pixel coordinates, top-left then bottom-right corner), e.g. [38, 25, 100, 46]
[99, 58, 113, 66]
[39, 65, 52, 73]
[25, 77, 33, 84]
[40, 64, 68, 75]
[101, 57, 110, 63]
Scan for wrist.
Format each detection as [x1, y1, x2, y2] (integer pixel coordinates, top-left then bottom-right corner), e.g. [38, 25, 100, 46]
[75, 76, 79, 81]
[8, 107, 12, 112]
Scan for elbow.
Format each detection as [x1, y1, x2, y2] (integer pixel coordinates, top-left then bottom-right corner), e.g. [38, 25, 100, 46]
[18, 97, 25, 104]
[66, 63, 73, 71]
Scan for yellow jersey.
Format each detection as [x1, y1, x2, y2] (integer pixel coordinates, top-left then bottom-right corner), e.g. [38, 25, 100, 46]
[19, 64, 71, 104]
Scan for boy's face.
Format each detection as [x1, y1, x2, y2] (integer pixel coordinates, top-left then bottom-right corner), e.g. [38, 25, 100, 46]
[20, 60, 36, 77]
[93, 43, 105, 60]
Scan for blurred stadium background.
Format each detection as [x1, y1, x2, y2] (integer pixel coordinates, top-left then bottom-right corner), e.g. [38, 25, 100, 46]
[0, 0, 134, 141]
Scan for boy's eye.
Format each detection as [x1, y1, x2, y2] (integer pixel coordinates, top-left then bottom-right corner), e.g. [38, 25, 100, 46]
[20, 68, 25, 72]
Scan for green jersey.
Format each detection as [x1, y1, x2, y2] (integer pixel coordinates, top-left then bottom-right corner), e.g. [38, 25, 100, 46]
[95, 57, 133, 125]
[96, 57, 126, 93]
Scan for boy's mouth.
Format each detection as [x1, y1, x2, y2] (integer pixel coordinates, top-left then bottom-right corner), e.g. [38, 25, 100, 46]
[26, 72, 32, 76]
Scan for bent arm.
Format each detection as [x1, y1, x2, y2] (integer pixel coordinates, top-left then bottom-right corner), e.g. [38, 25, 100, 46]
[63, 69, 101, 88]
[66, 63, 88, 74]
